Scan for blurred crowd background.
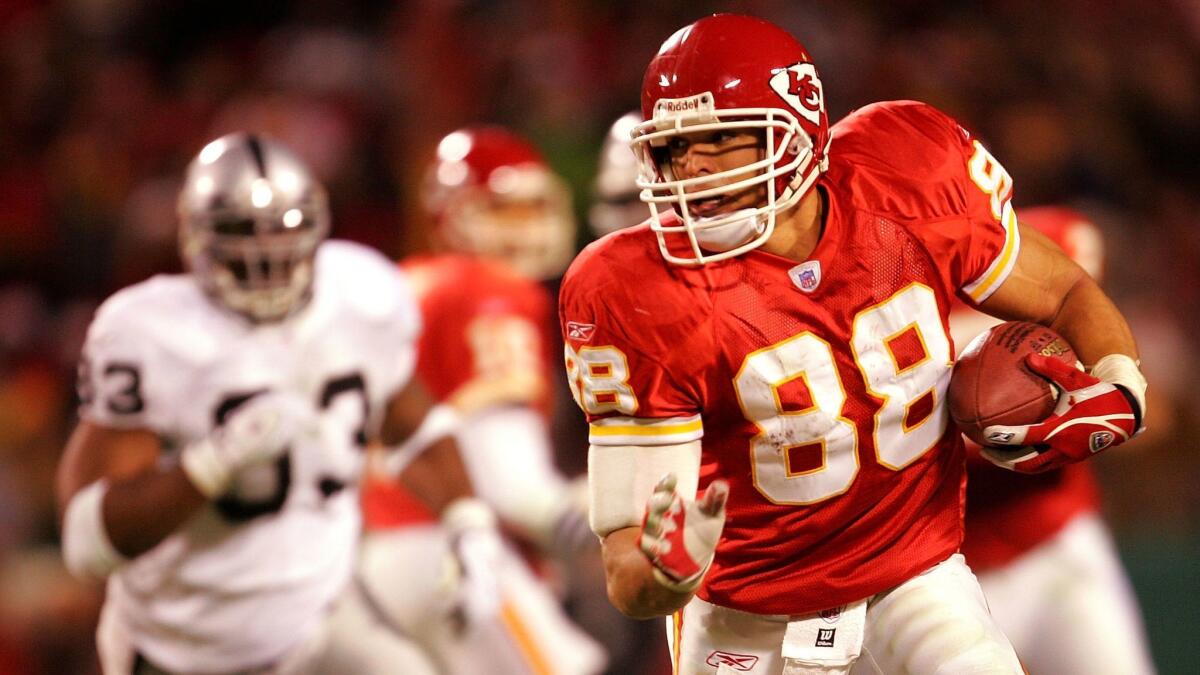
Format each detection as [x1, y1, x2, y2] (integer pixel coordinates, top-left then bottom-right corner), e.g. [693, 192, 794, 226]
[0, 0, 1197, 673]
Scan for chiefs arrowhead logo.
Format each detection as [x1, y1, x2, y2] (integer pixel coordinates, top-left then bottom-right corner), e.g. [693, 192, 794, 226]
[769, 62, 823, 127]
[566, 321, 596, 342]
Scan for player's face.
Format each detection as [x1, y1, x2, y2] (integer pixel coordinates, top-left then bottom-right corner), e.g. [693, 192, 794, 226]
[444, 191, 573, 279]
[663, 129, 766, 217]
[481, 196, 552, 224]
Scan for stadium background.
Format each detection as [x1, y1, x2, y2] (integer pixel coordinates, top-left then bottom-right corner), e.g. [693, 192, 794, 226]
[0, 0, 1196, 672]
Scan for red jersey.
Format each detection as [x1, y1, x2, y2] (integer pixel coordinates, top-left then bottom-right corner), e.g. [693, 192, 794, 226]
[362, 254, 554, 530]
[559, 101, 1022, 615]
[949, 306, 1102, 572]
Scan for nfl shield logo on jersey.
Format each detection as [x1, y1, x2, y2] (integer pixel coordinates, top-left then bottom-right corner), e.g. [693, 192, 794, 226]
[788, 261, 822, 293]
[820, 605, 843, 623]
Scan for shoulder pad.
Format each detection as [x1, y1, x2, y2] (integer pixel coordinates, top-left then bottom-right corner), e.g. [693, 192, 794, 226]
[88, 275, 224, 368]
[314, 240, 421, 333]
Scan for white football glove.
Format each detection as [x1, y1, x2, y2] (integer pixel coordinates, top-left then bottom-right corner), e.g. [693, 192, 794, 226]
[442, 498, 505, 631]
[638, 474, 729, 593]
[181, 392, 312, 498]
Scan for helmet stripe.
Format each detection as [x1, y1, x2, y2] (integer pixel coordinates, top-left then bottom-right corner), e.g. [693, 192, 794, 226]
[245, 134, 268, 178]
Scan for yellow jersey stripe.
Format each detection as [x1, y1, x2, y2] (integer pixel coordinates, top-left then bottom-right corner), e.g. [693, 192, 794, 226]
[967, 205, 1020, 302]
[590, 419, 704, 437]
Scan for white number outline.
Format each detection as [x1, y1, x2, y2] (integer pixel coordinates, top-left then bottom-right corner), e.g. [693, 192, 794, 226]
[564, 344, 639, 415]
[734, 331, 860, 505]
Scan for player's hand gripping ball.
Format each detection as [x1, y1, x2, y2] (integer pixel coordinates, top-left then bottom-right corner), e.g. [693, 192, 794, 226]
[949, 321, 1140, 473]
[949, 321, 1078, 446]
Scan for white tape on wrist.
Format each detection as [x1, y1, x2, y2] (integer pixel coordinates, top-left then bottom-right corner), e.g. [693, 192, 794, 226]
[381, 404, 461, 477]
[62, 480, 126, 580]
[1090, 353, 1147, 425]
[180, 437, 230, 499]
[588, 440, 702, 538]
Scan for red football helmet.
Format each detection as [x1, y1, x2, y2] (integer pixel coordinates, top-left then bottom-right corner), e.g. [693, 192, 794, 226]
[631, 13, 831, 265]
[1019, 206, 1104, 282]
[423, 126, 575, 280]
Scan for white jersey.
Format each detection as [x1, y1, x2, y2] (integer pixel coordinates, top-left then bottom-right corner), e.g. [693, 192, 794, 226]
[78, 240, 420, 673]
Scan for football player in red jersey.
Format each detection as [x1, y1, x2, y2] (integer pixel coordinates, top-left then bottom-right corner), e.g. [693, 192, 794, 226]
[358, 127, 606, 675]
[953, 207, 1156, 675]
[559, 14, 1148, 674]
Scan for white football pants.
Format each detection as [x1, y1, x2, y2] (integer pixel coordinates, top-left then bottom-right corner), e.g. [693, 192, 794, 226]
[356, 524, 607, 675]
[976, 512, 1156, 675]
[98, 579, 437, 675]
[666, 553, 1023, 675]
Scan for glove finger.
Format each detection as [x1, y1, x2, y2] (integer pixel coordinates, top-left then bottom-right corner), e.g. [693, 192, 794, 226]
[642, 491, 673, 535]
[1025, 353, 1096, 390]
[637, 534, 658, 559]
[698, 480, 729, 517]
[648, 488, 676, 515]
[655, 473, 677, 494]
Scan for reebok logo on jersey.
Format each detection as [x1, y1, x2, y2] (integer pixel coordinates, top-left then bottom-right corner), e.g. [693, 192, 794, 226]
[706, 651, 759, 671]
[566, 321, 596, 342]
[788, 260, 822, 293]
[815, 628, 836, 647]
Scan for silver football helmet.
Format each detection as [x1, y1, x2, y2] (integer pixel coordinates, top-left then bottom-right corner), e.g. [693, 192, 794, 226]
[588, 111, 644, 237]
[178, 133, 330, 322]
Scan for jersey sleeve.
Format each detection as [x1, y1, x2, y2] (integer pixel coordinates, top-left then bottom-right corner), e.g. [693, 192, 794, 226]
[890, 103, 1021, 304]
[559, 247, 709, 447]
[77, 302, 178, 433]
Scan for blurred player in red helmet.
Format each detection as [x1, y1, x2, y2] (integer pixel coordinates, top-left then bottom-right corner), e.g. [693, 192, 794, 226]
[560, 13, 1148, 674]
[358, 126, 605, 675]
[425, 126, 576, 281]
[953, 206, 1156, 674]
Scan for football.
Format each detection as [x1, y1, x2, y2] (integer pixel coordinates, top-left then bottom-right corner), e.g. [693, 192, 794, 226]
[948, 321, 1078, 446]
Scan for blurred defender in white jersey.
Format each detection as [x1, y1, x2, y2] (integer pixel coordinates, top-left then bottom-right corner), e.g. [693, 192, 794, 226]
[56, 133, 496, 675]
